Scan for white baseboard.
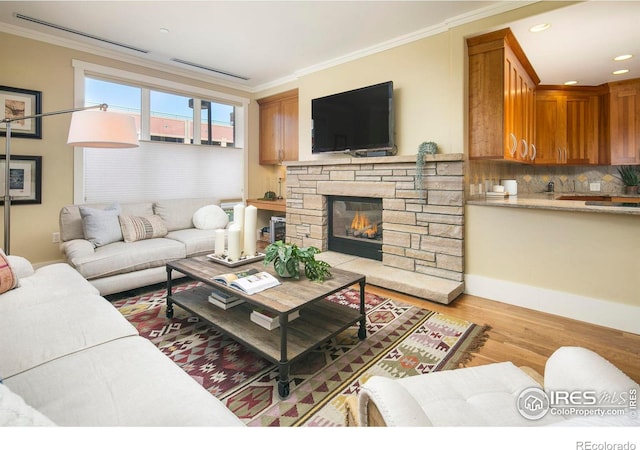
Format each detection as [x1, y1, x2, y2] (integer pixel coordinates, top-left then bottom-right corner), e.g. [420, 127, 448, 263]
[464, 274, 640, 335]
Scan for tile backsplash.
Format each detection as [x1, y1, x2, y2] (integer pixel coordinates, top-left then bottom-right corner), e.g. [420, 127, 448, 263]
[467, 161, 628, 195]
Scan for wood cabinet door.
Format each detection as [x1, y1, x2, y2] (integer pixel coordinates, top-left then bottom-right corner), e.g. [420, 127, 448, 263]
[534, 94, 563, 164]
[609, 83, 640, 165]
[565, 94, 598, 164]
[468, 47, 505, 159]
[259, 101, 282, 165]
[281, 96, 299, 162]
[503, 50, 522, 161]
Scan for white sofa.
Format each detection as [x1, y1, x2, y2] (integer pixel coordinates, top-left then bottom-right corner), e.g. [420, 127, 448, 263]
[59, 197, 230, 295]
[0, 255, 243, 427]
[354, 346, 639, 427]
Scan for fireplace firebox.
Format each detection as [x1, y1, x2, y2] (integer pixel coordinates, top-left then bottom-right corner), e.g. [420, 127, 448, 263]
[328, 196, 382, 261]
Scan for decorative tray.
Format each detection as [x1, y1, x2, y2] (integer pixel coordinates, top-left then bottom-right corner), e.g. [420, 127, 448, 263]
[206, 252, 265, 267]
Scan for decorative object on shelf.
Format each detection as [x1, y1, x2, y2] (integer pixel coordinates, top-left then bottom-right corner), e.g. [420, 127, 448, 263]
[617, 165, 640, 195]
[0, 155, 41, 205]
[206, 252, 265, 268]
[262, 190, 277, 200]
[1, 100, 138, 254]
[263, 240, 332, 282]
[416, 141, 437, 199]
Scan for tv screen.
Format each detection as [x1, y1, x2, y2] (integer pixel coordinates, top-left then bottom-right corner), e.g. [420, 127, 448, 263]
[312, 81, 394, 154]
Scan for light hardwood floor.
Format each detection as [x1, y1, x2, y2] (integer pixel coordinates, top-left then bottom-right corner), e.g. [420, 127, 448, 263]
[365, 285, 640, 383]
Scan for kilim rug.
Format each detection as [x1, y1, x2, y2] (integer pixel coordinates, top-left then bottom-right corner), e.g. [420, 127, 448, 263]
[111, 281, 489, 426]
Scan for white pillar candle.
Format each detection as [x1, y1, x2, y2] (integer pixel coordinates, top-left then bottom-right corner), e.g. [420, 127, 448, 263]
[233, 203, 245, 253]
[227, 225, 241, 262]
[214, 229, 226, 256]
[243, 205, 258, 257]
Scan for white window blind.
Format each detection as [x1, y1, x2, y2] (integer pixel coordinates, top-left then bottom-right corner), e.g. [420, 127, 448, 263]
[83, 141, 243, 203]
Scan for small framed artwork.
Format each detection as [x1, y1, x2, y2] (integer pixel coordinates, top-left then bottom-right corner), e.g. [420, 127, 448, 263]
[0, 86, 42, 139]
[0, 155, 42, 205]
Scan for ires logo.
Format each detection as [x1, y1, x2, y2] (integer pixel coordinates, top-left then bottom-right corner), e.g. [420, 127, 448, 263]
[517, 387, 637, 420]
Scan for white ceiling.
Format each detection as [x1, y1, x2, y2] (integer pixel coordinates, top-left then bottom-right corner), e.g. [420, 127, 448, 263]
[0, 1, 638, 92]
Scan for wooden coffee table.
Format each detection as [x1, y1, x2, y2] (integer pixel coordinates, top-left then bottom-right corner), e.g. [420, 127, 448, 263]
[165, 255, 366, 398]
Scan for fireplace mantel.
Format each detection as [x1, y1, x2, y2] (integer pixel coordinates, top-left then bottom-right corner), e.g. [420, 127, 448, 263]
[284, 153, 465, 304]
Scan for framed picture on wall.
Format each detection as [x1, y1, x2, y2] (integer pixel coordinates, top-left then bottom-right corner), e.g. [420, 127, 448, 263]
[0, 155, 42, 204]
[0, 86, 42, 139]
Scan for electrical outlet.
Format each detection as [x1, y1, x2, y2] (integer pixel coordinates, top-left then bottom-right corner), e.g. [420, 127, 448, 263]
[589, 182, 601, 192]
[52, 232, 60, 243]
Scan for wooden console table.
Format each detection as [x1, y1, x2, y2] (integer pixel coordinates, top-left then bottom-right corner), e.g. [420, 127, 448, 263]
[247, 198, 286, 213]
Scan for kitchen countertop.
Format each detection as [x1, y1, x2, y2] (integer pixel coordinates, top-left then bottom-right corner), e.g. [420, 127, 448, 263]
[466, 193, 640, 216]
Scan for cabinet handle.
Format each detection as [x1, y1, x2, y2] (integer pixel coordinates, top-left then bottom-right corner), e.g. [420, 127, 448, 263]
[509, 133, 517, 157]
[530, 144, 537, 161]
[557, 148, 562, 163]
[520, 139, 528, 159]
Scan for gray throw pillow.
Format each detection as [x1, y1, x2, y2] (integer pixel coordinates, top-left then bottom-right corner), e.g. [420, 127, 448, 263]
[79, 203, 123, 248]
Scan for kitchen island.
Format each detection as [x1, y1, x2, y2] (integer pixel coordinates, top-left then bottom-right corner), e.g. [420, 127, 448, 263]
[464, 194, 639, 335]
[467, 193, 640, 216]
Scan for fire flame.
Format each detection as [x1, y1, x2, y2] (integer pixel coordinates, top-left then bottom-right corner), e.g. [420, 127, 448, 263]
[351, 211, 378, 238]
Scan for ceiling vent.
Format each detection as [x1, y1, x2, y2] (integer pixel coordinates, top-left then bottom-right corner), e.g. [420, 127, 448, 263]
[170, 58, 250, 81]
[15, 13, 150, 54]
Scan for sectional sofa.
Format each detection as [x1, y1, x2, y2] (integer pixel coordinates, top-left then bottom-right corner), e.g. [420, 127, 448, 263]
[59, 197, 231, 295]
[0, 253, 243, 426]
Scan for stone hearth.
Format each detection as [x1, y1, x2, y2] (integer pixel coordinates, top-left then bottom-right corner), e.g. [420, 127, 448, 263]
[284, 154, 465, 304]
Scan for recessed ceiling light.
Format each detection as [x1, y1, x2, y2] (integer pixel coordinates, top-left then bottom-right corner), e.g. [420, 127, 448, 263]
[529, 23, 551, 33]
[159, 28, 170, 34]
[613, 69, 630, 75]
[564, 80, 578, 86]
[614, 54, 633, 61]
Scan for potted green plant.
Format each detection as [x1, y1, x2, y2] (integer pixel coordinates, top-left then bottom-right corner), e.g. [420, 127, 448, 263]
[263, 240, 332, 282]
[617, 165, 640, 195]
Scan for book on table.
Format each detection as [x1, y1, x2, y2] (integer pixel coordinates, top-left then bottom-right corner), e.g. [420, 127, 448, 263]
[208, 288, 245, 309]
[209, 288, 241, 303]
[208, 295, 245, 310]
[250, 308, 300, 330]
[212, 268, 280, 295]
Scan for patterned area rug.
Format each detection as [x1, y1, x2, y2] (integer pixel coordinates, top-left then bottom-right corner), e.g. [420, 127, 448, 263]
[112, 281, 489, 426]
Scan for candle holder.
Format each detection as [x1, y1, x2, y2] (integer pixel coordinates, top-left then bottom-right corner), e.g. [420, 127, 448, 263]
[206, 252, 265, 267]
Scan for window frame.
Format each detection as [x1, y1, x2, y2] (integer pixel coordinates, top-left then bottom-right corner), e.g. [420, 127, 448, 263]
[71, 60, 249, 204]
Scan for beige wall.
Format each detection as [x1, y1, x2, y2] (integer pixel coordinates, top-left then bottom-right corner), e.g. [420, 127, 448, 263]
[1, 31, 250, 263]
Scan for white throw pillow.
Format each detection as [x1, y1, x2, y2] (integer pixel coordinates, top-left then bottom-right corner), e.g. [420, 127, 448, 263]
[6, 255, 34, 279]
[192, 205, 229, 230]
[0, 383, 56, 426]
[79, 203, 123, 247]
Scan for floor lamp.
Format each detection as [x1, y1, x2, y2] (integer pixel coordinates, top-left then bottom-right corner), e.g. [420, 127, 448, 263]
[1, 103, 138, 254]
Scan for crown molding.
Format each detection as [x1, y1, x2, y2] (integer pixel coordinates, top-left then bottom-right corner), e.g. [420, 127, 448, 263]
[1, 1, 532, 94]
[0, 21, 255, 93]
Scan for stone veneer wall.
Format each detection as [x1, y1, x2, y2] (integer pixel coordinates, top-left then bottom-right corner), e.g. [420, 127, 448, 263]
[284, 154, 465, 282]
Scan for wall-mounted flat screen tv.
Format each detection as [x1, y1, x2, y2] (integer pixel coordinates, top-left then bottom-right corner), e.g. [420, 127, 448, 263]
[312, 81, 394, 154]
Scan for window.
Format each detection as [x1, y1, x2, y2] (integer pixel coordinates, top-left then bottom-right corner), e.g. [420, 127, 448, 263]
[73, 60, 249, 204]
[149, 90, 192, 143]
[85, 77, 237, 147]
[85, 77, 142, 136]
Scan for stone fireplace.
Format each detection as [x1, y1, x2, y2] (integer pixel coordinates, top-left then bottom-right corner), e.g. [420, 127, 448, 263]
[284, 154, 465, 304]
[328, 196, 383, 260]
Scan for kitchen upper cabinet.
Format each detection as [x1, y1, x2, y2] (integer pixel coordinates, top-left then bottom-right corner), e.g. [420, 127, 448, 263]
[258, 89, 299, 165]
[467, 28, 539, 162]
[534, 88, 599, 165]
[600, 79, 640, 165]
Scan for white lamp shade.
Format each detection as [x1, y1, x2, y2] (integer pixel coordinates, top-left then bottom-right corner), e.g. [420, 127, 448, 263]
[67, 110, 139, 148]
